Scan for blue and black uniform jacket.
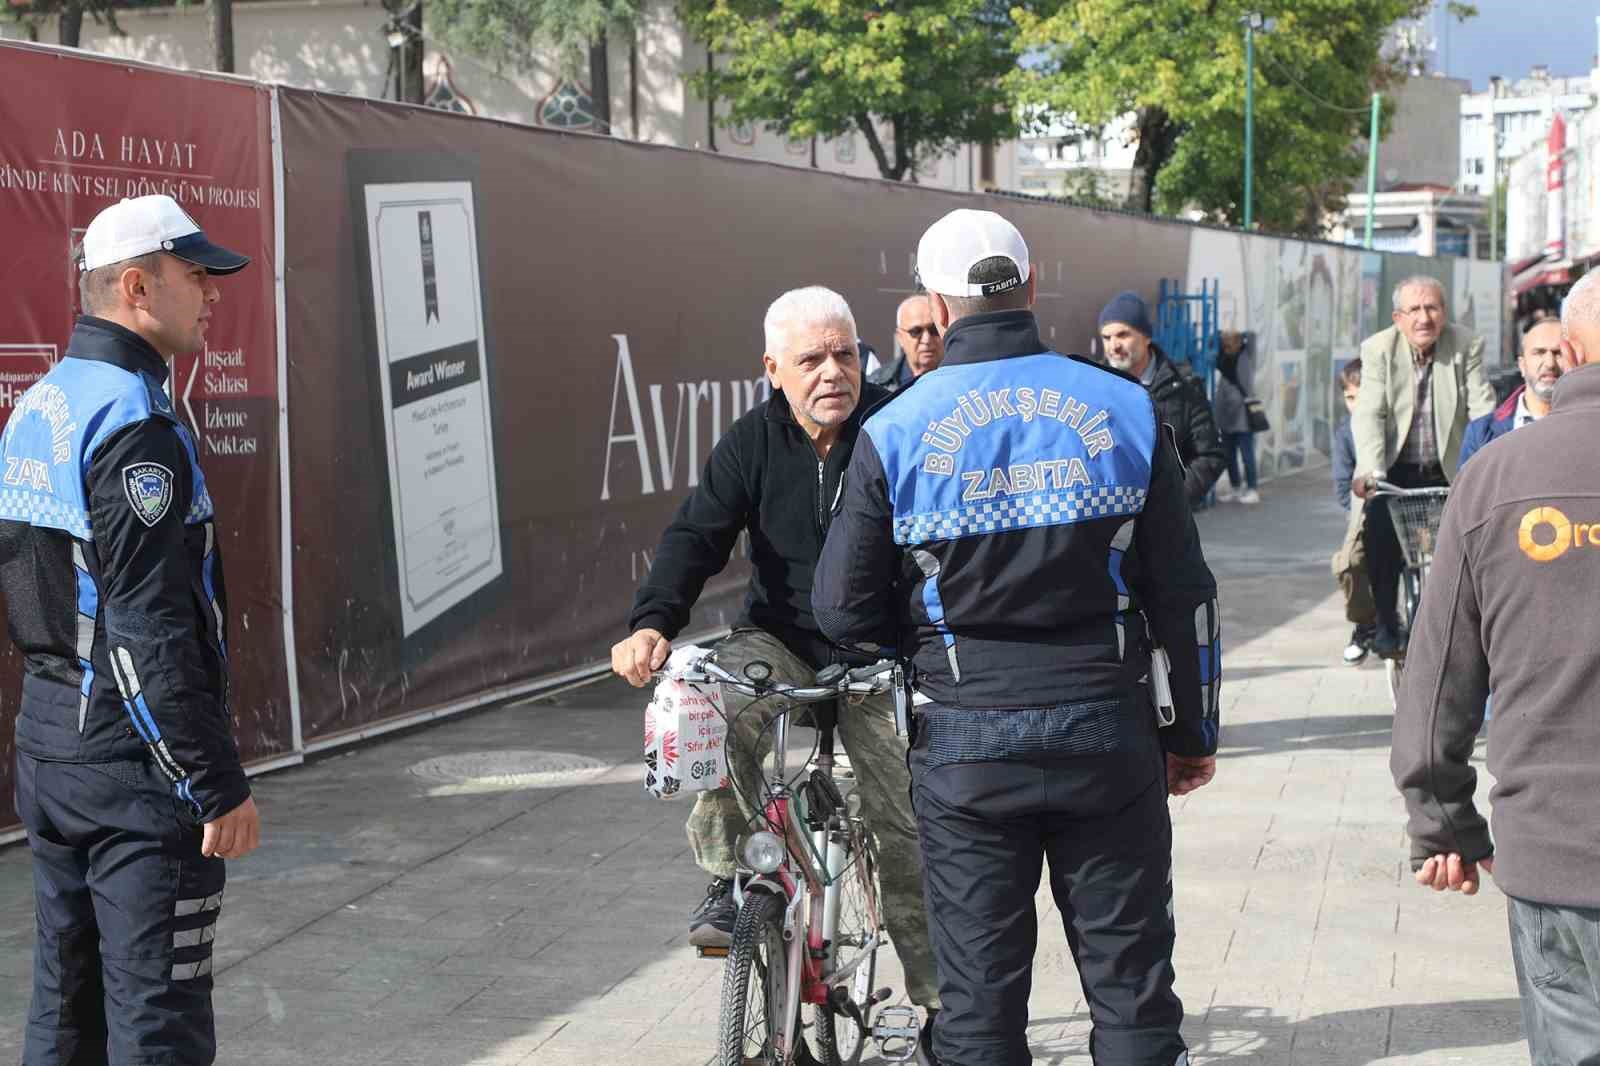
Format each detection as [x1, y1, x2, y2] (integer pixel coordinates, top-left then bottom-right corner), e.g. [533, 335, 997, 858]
[813, 310, 1221, 758]
[0, 316, 247, 821]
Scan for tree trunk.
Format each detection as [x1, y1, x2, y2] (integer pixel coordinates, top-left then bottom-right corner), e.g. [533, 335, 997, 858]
[209, 0, 234, 73]
[706, 50, 717, 151]
[1128, 106, 1178, 214]
[58, 1, 83, 47]
[401, 1, 424, 103]
[857, 113, 893, 180]
[629, 28, 640, 139]
[890, 114, 910, 181]
[589, 31, 611, 135]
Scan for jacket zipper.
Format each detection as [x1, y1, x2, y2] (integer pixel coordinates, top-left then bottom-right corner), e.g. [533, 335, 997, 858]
[816, 458, 826, 536]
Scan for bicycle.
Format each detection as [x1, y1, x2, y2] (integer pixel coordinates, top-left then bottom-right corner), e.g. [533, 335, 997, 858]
[1370, 480, 1451, 708]
[655, 650, 921, 1066]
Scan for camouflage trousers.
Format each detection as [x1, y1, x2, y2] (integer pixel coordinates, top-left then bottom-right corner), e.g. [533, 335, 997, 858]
[685, 627, 940, 1007]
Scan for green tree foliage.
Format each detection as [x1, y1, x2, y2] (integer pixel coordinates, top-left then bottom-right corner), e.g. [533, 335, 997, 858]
[428, 0, 640, 129]
[1012, 0, 1477, 235]
[681, 0, 1023, 181]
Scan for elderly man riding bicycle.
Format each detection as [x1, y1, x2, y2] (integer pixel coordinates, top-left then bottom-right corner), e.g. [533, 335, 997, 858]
[611, 286, 942, 1060]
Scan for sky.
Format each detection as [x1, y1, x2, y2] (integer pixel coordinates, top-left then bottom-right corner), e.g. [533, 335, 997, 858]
[1431, 0, 1599, 89]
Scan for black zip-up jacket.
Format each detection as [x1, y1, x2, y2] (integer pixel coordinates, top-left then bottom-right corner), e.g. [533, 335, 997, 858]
[0, 317, 248, 822]
[1147, 347, 1227, 503]
[629, 381, 891, 669]
[813, 311, 1221, 756]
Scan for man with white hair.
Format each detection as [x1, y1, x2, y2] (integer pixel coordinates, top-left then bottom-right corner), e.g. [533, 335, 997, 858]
[1351, 275, 1495, 657]
[1391, 269, 1600, 1064]
[610, 286, 942, 1047]
[815, 210, 1220, 1066]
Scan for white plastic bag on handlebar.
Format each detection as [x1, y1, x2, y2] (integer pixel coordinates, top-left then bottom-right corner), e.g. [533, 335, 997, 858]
[644, 645, 731, 800]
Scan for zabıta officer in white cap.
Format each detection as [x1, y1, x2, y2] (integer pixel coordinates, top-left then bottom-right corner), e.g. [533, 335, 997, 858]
[813, 209, 1221, 1066]
[1, 195, 258, 1066]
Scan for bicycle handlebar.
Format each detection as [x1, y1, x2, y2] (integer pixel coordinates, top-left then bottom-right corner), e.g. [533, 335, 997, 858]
[657, 654, 897, 701]
[1370, 479, 1451, 499]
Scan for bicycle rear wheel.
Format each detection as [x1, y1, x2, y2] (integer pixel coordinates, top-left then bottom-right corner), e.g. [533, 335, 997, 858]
[809, 825, 880, 1066]
[720, 890, 791, 1066]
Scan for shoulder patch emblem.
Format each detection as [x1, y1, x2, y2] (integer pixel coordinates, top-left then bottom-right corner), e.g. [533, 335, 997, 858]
[122, 462, 175, 527]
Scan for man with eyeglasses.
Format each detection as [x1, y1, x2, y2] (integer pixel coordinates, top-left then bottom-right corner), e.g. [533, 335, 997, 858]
[1351, 275, 1495, 658]
[868, 294, 947, 390]
[1457, 316, 1565, 469]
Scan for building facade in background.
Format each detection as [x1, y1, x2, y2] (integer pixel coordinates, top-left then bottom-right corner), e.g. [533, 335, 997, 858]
[1014, 115, 1137, 203]
[0, 0, 1018, 193]
[1460, 66, 1598, 197]
[1333, 75, 1492, 259]
[1503, 106, 1600, 325]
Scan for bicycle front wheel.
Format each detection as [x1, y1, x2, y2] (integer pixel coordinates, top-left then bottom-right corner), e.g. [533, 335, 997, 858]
[719, 889, 792, 1066]
[810, 829, 880, 1066]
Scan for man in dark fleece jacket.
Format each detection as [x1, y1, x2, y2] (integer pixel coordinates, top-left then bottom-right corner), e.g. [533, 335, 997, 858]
[609, 286, 941, 1047]
[1391, 271, 1600, 1064]
[1098, 291, 1226, 503]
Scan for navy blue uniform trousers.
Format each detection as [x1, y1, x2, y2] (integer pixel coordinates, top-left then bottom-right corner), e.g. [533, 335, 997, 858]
[16, 752, 226, 1066]
[910, 719, 1187, 1066]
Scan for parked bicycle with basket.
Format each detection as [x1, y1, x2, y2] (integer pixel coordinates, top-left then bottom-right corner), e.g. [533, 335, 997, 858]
[645, 645, 926, 1065]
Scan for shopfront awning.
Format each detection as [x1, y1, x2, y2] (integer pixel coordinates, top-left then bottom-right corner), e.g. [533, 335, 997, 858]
[1512, 259, 1573, 296]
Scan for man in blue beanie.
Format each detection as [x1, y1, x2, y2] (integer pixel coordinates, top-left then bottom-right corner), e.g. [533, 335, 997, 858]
[1099, 291, 1226, 503]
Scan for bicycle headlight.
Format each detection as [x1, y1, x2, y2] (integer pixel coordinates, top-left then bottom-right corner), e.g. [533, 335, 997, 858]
[740, 831, 786, 874]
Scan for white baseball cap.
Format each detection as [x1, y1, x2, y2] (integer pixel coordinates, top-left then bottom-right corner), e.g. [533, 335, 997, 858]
[914, 209, 1031, 298]
[80, 194, 250, 275]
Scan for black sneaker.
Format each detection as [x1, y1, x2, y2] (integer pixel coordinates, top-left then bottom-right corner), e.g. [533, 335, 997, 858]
[1373, 621, 1402, 660]
[917, 1009, 942, 1066]
[688, 878, 736, 947]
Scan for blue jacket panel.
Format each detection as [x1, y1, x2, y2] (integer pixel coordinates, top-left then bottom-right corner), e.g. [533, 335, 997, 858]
[0, 317, 246, 821]
[813, 311, 1220, 757]
[1458, 385, 1521, 470]
[1333, 418, 1357, 511]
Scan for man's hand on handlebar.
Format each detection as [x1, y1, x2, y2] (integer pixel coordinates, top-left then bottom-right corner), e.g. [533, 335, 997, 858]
[612, 628, 671, 688]
[1351, 473, 1377, 500]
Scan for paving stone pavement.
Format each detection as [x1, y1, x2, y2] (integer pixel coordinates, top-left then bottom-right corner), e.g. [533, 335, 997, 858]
[0, 466, 1526, 1065]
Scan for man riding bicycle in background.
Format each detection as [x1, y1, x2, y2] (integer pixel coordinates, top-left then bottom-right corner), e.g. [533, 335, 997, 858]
[1350, 275, 1494, 659]
[609, 286, 942, 1055]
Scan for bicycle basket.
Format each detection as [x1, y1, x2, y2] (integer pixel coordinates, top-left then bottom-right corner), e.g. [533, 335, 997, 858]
[1385, 490, 1451, 570]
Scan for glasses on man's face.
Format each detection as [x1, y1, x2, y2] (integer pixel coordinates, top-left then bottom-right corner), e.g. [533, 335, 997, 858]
[1398, 304, 1442, 319]
[899, 324, 937, 342]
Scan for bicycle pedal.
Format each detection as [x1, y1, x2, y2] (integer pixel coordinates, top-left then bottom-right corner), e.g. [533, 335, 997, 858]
[871, 1005, 921, 1062]
[694, 944, 730, 959]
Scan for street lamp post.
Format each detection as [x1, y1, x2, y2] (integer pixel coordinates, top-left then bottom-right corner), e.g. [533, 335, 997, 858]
[1243, 12, 1263, 230]
[1363, 92, 1380, 249]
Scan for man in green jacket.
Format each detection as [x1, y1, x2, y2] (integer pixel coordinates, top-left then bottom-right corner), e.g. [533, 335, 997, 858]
[1350, 275, 1494, 657]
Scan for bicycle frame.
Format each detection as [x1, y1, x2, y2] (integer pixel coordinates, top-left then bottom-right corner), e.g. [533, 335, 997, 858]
[734, 761, 878, 1062]
[690, 656, 892, 1064]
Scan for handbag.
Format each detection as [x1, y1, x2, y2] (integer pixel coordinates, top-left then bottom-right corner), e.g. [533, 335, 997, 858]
[1243, 396, 1271, 433]
[1218, 344, 1270, 433]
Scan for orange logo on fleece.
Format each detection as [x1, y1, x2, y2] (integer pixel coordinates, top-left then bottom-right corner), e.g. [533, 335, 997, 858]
[1518, 506, 1587, 562]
